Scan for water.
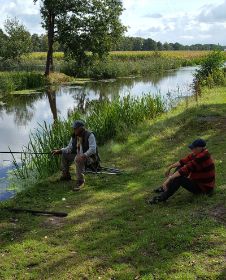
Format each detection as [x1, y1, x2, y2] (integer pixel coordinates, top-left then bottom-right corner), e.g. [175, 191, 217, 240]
[0, 66, 197, 200]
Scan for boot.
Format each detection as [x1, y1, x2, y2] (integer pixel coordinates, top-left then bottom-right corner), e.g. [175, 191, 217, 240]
[73, 179, 85, 192]
[60, 172, 71, 181]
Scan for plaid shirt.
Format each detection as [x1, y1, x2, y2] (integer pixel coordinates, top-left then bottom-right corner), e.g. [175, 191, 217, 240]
[179, 149, 215, 191]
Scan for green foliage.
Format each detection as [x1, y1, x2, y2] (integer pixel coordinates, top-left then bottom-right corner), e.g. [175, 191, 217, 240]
[1, 18, 32, 61]
[34, 0, 125, 74]
[12, 95, 165, 179]
[194, 51, 225, 88]
[0, 72, 45, 94]
[62, 55, 182, 79]
[59, 0, 126, 66]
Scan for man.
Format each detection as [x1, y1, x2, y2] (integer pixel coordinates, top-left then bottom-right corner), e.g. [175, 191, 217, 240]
[148, 139, 215, 204]
[52, 120, 100, 191]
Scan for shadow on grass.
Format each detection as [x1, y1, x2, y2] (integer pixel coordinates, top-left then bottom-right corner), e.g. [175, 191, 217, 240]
[0, 102, 226, 279]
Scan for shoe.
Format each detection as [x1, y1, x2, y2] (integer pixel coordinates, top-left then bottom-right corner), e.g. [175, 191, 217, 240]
[147, 196, 164, 205]
[73, 180, 85, 192]
[153, 186, 164, 193]
[60, 175, 71, 181]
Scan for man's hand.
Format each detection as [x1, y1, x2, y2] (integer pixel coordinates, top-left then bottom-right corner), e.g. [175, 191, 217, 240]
[76, 154, 87, 163]
[52, 149, 62, 156]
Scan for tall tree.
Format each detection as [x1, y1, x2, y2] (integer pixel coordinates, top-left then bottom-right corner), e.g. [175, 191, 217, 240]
[34, 0, 64, 75]
[34, 0, 125, 76]
[58, 0, 125, 66]
[3, 18, 32, 61]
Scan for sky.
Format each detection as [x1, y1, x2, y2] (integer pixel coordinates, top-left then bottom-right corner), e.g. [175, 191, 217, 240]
[0, 0, 226, 45]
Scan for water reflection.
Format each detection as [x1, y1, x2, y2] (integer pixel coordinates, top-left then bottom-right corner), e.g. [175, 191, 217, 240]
[0, 66, 196, 200]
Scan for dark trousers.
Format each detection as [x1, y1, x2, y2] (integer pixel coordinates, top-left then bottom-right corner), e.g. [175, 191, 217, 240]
[160, 176, 202, 201]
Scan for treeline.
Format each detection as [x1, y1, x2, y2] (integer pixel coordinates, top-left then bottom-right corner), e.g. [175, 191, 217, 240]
[114, 37, 226, 51]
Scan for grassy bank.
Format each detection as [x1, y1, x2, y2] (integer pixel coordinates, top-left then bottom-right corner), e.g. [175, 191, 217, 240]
[0, 72, 77, 95]
[1, 85, 226, 279]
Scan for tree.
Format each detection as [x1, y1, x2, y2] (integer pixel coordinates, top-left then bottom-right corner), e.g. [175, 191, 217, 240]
[142, 38, 157, 51]
[31, 33, 42, 51]
[0, 28, 7, 58]
[58, 0, 125, 66]
[3, 18, 32, 61]
[34, 0, 64, 75]
[34, 0, 125, 76]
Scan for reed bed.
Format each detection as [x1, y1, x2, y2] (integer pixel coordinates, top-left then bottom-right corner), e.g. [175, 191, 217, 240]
[0, 71, 45, 94]
[12, 95, 165, 179]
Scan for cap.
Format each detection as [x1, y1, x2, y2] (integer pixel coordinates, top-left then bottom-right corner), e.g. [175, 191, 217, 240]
[189, 139, 206, 149]
[72, 120, 85, 129]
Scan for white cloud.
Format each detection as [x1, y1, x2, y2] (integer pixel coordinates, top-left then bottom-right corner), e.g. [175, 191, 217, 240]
[198, 0, 226, 23]
[0, 0, 225, 44]
[0, 0, 43, 34]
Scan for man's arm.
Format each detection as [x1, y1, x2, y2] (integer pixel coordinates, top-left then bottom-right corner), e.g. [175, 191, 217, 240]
[165, 161, 181, 177]
[52, 138, 73, 155]
[84, 134, 97, 157]
[61, 138, 73, 154]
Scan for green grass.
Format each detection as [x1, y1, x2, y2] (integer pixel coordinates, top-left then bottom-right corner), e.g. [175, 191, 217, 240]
[1, 86, 226, 279]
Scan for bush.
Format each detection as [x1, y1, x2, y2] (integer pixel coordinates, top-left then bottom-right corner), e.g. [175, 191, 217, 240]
[193, 51, 225, 88]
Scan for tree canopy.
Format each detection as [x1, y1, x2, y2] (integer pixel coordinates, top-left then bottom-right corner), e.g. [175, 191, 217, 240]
[34, 0, 125, 75]
[0, 18, 32, 61]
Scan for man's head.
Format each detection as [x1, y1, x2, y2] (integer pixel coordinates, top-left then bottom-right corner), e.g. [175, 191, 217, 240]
[188, 139, 206, 154]
[72, 120, 85, 136]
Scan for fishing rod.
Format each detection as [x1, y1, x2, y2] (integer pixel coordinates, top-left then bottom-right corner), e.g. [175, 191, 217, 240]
[4, 207, 68, 217]
[0, 151, 52, 155]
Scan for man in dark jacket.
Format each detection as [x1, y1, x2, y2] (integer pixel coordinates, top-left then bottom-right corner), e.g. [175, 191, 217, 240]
[52, 120, 99, 191]
[148, 139, 215, 204]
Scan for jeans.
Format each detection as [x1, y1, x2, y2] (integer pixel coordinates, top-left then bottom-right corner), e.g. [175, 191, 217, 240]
[61, 153, 95, 181]
[160, 176, 202, 201]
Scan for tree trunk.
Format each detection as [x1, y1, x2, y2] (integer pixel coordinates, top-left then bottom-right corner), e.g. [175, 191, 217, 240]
[45, 13, 55, 76]
[46, 88, 58, 122]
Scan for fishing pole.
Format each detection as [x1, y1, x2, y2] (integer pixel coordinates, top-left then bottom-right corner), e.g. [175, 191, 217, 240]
[0, 151, 52, 155]
[4, 207, 68, 217]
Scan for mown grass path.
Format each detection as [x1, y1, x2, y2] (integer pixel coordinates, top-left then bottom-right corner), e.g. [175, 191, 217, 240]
[1, 87, 226, 280]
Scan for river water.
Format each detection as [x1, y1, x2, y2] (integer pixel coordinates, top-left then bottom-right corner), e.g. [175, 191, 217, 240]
[0, 66, 197, 200]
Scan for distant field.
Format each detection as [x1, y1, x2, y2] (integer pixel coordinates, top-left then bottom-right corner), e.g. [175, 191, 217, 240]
[25, 51, 219, 61]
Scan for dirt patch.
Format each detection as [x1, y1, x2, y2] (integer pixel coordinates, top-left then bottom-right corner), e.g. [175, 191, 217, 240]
[210, 204, 226, 225]
[42, 217, 66, 228]
[197, 116, 226, 129]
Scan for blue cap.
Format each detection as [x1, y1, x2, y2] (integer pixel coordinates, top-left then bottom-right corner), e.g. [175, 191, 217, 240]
[189, 139, 206, 149]
[72, 120, 85, 129]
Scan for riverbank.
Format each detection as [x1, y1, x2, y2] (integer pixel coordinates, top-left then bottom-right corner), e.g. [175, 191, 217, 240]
[1, 85, 226, 279]
[0, 72, 91, 96]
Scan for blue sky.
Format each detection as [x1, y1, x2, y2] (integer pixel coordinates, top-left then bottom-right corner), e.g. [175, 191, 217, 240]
[0, 0, 226, 45]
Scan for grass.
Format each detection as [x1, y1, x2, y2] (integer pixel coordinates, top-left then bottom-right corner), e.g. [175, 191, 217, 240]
[1, 85, 226, 279]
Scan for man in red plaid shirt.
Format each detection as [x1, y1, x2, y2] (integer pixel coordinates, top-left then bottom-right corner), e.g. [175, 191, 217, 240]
[148, 139, 215, 205]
